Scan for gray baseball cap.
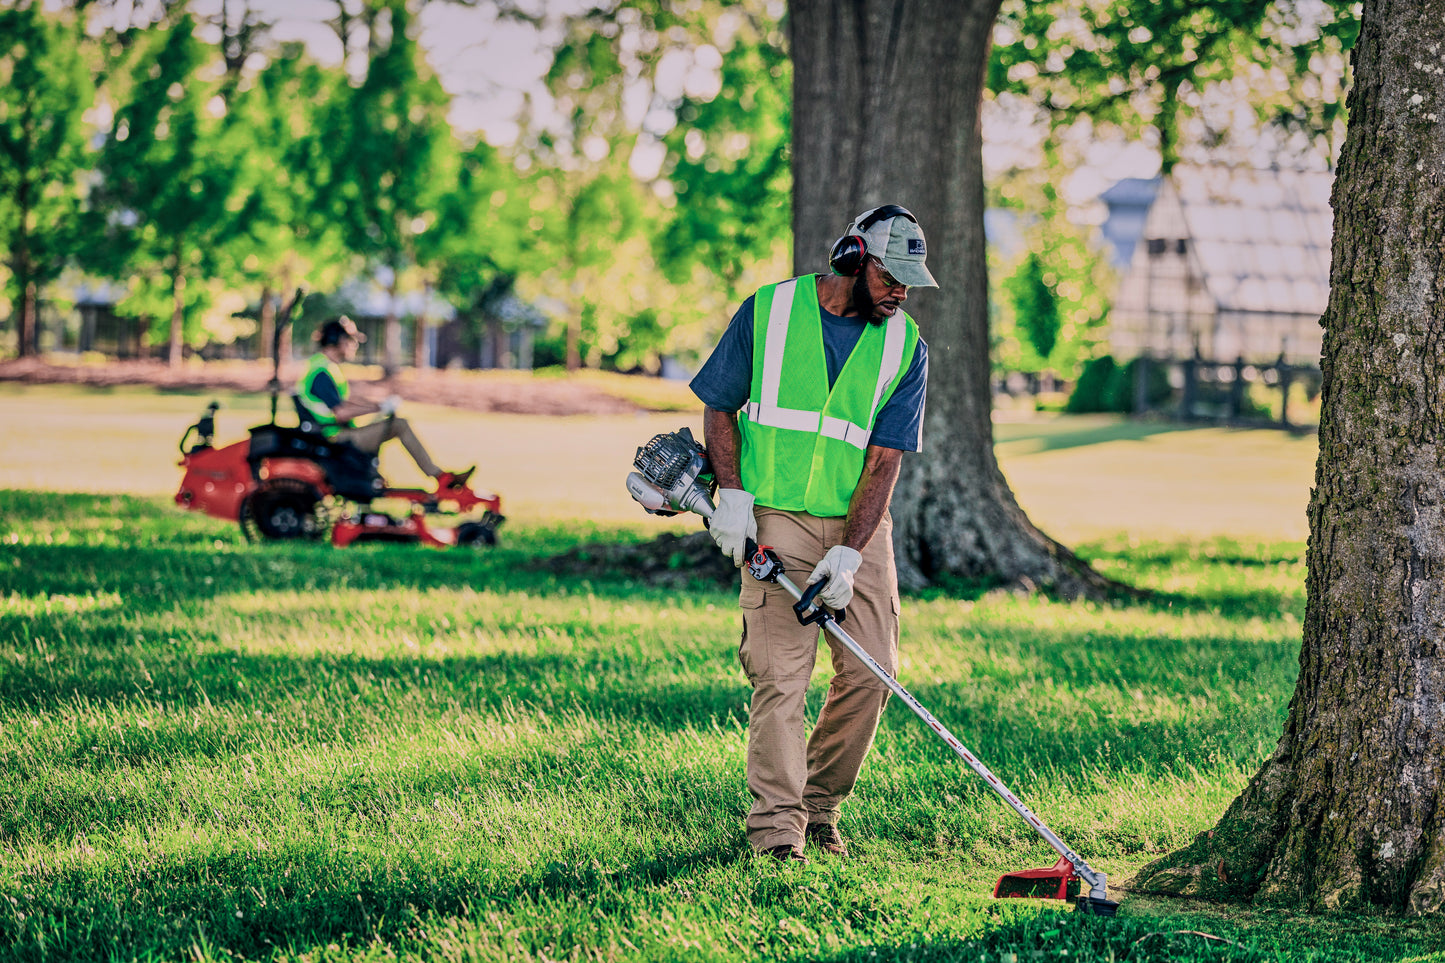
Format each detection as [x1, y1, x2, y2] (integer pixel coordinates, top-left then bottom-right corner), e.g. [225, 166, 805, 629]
[848, 206, 939, 289]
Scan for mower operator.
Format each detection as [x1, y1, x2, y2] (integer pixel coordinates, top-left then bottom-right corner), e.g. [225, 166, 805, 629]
[690, 204, 932, 863]
[297, 317, 473, 490]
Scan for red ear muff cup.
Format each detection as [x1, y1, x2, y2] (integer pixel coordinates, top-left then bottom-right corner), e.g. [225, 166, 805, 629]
[830, 235, 867, 276]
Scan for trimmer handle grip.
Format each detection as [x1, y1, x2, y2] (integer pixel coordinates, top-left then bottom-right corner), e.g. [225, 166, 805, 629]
[793, 576, 847, 625]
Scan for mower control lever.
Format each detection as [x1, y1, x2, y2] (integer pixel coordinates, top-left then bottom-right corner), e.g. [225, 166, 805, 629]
[793, 576, 847, 626]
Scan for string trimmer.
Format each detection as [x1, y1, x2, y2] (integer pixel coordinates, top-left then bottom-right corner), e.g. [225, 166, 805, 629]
[626, 427, 1119, 917]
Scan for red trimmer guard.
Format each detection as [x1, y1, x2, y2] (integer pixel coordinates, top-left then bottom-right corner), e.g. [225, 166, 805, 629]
[993, 856, 1079, 901]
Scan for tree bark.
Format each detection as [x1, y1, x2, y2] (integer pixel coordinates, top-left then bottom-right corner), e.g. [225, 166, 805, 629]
[789, 0, 1125, 598]
[19, 280, 37, 358]
[383, 272, 402, 376]
[1134, 0, 1445, 913]
[258, 284, 276, 365]
[168, 265, 186, 367]
[413, 281, 430, 370]
[14, 171, 35, 358]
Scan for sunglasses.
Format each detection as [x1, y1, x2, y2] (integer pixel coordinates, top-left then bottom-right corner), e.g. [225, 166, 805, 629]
[869, 257, 907, 290]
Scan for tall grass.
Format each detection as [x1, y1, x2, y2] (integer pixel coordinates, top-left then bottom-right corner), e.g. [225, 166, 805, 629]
[2, 492, 1443, 962]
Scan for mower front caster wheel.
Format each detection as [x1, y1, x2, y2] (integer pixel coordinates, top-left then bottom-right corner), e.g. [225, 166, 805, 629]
[455, 514, 503, 548]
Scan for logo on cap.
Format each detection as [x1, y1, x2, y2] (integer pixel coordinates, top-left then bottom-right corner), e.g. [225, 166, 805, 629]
[908, 238, 926, 256]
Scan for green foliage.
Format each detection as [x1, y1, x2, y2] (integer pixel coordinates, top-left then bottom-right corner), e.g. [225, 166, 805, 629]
[658, 18, 792, 296]
[1006, 252, 1060, 361]
[991, 0, 1359, 169]
[225, 43, 352, 305]
[519, 0, 789, 371]
[89, 16, 245, 352]
[1066, 354, 1118, 413]
[990, 189, 1114, 381]
[0, 5, 93, 343]
[1106, 356, 1174, 413]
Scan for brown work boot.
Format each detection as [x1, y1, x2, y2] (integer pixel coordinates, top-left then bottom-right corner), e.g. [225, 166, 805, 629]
[805, 822, 849, 857]
[763, 844, 808, 863]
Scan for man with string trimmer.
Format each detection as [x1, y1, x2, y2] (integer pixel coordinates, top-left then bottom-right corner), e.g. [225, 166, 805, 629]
[689, 204, 933, 863]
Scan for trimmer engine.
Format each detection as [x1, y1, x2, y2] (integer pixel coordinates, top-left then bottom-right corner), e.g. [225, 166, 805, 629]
[627, 427, 717, 517]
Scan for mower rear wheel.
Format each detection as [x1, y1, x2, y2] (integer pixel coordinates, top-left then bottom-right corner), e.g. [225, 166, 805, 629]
[239, 479, 327, 543]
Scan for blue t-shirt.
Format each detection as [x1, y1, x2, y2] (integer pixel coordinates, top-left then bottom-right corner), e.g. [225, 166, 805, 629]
[690, 291, 929, 452]
[306, 369, 343, 411]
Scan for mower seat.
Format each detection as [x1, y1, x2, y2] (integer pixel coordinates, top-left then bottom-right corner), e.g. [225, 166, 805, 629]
[248, 422, 384, 503]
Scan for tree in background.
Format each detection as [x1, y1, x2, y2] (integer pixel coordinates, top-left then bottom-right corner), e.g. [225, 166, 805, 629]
[789, 0, 1125, 595]
[519, 0, 789, 372]
[1135, 0, 1445, 912]
[228, 42, 352, 363]
[90, 14, 245, 366]
[325, 0, 452, 374]
[0, 5, 93, 357]
[654, 5, 792, 327]
[991, 169, 1114, 384]
[423, 139, 538, 367]
[991, 0, 1358, 172]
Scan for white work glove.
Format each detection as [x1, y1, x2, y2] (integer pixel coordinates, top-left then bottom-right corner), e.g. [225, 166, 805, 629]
[806, 545, 863, 610]
[708, 488, 757, 567]
[379, 394, 401, 416]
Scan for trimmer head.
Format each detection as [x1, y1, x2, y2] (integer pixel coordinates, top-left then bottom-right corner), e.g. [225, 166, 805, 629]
[994, 857, 1078, 901]
[994, 857, 1119, 916]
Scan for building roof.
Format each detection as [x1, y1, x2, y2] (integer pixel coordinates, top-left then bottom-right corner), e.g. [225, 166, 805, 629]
[1168, 165, 1334, 317]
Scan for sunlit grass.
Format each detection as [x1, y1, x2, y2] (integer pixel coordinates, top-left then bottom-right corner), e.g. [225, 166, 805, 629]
[3, 487, 1443, 961]
[1, 386, 1432, 961]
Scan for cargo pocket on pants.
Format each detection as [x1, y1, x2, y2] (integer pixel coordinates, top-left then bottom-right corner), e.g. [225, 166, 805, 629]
[737, 588, 767, 681]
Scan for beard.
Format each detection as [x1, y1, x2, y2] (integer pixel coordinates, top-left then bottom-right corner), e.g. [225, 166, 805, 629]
[852, 273, 887, 326]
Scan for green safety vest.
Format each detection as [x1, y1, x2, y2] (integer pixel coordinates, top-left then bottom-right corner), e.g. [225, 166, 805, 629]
[297, 352, 349, 438]
[739, 275, 919, 517]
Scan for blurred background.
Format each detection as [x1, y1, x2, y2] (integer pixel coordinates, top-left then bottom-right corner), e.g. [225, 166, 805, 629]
[1, 0, 1355, 427]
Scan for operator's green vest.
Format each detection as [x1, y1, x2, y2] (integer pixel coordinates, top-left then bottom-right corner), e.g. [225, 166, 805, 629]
[297, 352, 349, 438]
[739, 275, 919, 517]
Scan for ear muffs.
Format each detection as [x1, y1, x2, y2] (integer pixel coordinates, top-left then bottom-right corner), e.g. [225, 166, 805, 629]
[829, 235, 868, 277]
[828, 204, 919, 277]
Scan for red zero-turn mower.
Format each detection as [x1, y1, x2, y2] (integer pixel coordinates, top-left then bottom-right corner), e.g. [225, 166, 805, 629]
[174, 292, 503, 549]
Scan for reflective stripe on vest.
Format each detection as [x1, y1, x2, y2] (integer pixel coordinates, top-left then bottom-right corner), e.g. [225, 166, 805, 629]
[298, 353, 349, 437]
[739, 275, 917, 516]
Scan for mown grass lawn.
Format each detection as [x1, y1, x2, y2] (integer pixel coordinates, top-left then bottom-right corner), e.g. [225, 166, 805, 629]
[1, 385, 1441, 962]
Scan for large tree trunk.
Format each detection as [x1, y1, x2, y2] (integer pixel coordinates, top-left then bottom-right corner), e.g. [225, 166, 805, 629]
[789, 0, 1122, 598]
[1133, 0, 1445, 913]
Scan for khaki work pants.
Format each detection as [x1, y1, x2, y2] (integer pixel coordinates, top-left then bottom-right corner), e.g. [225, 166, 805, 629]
[738, 506, 900, 853]
[334, 417, 441, 477]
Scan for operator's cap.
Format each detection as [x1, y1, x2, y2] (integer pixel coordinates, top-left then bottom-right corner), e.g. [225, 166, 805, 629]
[849, 206, 939, 289]
[316, 315, 365, 345]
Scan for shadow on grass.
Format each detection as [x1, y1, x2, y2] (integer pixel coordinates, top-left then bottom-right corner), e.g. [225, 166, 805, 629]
[994, 417, 1192, 455]
[0, 838, 749, 961]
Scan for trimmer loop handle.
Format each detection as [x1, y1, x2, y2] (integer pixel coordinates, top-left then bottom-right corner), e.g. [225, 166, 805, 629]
[793, 576, 847, 626]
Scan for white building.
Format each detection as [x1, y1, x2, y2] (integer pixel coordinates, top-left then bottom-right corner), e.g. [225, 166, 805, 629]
[1107, 165, 1334, 367]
